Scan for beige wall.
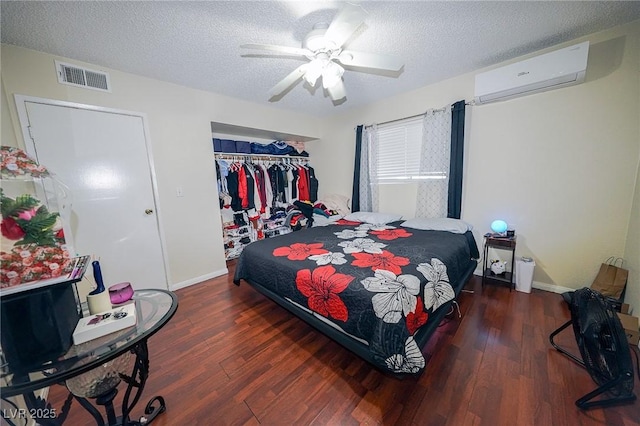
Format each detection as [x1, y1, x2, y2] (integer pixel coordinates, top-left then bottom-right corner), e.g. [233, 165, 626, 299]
[1, 44, 321, 288]
[3, 20, 638, 313]
[1, 78, 18, 144]
[623, 121, 640, 317]
[313, 20, 640, 310]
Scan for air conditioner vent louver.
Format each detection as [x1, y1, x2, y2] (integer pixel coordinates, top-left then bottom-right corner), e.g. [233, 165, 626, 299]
[84, 70, 109, 91]
[62, 65, 85, 86]
[55, 61, 111, 92]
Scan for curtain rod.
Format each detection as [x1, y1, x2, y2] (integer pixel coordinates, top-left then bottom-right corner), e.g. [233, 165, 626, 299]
[364, 100, 474, 129]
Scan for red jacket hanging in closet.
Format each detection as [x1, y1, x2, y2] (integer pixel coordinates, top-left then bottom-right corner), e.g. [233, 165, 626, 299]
[297, 166, 310, 202]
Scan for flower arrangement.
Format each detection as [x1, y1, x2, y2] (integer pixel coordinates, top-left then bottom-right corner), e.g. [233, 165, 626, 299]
[0, 189, 72, 288]
[1, 245, 72, 287]
[1, 190, 65, 246]
[0, 146, 72, 289]
[1, 146, 49, 179]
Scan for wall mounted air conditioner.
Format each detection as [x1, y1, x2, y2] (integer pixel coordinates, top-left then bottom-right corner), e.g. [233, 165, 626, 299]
[474, 41, 589, 104]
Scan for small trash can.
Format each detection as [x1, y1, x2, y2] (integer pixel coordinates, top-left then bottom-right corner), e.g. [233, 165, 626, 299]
[515, 257, 535, 293]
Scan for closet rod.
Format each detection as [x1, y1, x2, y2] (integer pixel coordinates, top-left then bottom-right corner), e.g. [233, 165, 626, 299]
[214, 153, 309, 162]
[364, 100, 474, 129]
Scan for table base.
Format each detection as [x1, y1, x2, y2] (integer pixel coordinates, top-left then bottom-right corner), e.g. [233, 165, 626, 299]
[4, 340, 166, 426]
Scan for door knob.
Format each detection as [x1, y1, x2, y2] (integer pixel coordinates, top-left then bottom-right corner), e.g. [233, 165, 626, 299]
[145, 209, 154, 215]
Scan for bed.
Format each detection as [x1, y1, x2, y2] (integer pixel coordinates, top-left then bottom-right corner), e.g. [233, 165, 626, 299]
[233, 218, 479, 376]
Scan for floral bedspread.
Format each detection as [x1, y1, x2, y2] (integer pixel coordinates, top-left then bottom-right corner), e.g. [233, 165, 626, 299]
[234, 220, 478, 374]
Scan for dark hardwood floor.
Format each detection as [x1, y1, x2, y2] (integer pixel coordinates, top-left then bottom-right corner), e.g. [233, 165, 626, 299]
[49, 263, 640, 425]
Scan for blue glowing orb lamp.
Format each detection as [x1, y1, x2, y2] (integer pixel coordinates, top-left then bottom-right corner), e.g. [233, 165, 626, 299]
[490, 220, 508, 236]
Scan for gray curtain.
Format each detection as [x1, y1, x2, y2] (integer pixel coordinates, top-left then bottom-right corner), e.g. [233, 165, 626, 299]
[358, 125, 379, 212]
[415, 108, 451, 218]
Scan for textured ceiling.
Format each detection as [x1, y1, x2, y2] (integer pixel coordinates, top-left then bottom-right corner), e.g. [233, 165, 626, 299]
[2, 1, 640, 117]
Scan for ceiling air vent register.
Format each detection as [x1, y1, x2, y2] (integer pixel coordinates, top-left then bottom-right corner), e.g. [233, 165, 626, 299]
[55, 61, 111, 92]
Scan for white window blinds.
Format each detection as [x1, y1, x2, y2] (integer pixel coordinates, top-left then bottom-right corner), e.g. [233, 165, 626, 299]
[376, 117, 447, 183]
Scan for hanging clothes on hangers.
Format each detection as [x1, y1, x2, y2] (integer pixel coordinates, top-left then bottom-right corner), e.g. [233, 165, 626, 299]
[268, 162, 286, 206]
[308, 164, 318, 203]
[241, 162, 255, 210]
[290, 164, 299, 202]
[214, 153, 314, 218]
[227, 161, 242, 211]
[297, 165, 310, 202]
[251, 160, 267, 215]
[216, 159, 232, 209]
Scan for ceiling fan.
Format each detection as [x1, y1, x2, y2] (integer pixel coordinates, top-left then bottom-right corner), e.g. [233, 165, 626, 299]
[241, 3, 404, 102]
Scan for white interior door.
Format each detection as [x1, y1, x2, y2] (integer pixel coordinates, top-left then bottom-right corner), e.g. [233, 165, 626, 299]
[16, 97, 168, 292]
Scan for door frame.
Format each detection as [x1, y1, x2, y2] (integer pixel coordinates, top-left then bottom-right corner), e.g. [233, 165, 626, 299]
[13, 94, 171, 289]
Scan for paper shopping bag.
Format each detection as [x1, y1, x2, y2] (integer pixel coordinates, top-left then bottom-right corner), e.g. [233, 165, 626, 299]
[591, 258, 628, 299]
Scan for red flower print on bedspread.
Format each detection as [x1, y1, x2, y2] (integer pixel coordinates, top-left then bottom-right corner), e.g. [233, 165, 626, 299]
[296, 265, 353, 322]
[273, 243, 328, 260]
[336, 219, 362, 226]
[351, 251, 410, 275]
[370, 228, 413, 240]
[406, 297, 428, 335]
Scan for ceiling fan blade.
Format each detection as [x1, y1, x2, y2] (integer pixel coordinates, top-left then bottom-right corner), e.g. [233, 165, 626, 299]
[268, 64, 308, 98]
[324, 3, 367, 49]
[337, 50, 404, 72]
[241, 43, 312, 57]
[327, 79, 346, 101]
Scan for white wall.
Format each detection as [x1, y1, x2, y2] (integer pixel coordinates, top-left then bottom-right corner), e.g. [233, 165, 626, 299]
[313, 20, 640, 309]
[1, 44, 322, 288]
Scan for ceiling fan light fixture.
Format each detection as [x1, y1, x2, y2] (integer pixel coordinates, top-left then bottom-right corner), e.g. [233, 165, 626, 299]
[303, 59, 324, 86]
[322, 62, 344, 89]
[303, 23, 333, 52]
[244, 4, 403, 103]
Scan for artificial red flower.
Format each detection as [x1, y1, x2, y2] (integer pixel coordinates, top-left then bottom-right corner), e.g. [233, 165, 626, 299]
[296, 265, 353, 322]
[406, 297, 428, 335]
[336, 219, 361, 226]
[370, 228, 413, 241]
[273, 242, 328, 260]
[1, 218, 25, 240]
[351, 250, 410, 275]
[55, 229, 65, 239]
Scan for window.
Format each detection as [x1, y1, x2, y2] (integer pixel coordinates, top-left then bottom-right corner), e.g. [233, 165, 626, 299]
[375, 117, 447, 184]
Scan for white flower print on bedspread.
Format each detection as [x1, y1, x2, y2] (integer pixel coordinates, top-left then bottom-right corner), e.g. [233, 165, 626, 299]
[385, 336, 425, 373]
[308, 252, 347, 265]
[333, 228, 369, 239]
[338, 238, 387, 254]
[361, 269, 421, 323]
[355, 223, 396, 232]
[417, 258, 455, 311]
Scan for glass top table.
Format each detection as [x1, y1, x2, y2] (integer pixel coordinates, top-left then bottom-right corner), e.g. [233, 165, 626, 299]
[1, 289, 178, 425]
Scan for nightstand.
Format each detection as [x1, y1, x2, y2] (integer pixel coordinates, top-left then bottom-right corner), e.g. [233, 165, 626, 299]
[482, 235, 517, 290]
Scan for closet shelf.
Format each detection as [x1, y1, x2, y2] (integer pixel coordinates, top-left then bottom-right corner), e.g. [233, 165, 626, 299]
[210, 122, 318, 143]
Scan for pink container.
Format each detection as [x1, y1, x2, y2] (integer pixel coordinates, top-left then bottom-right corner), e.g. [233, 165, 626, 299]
[108, 282, 134, 305]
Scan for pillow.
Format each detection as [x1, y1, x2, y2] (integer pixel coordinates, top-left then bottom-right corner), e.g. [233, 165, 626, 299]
[401, 217, 473, 234]
[343, 211, 402, 225]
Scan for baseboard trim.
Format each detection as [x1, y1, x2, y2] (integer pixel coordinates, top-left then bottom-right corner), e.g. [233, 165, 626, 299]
[473, 271, 575, 294]
[531, 281, 574, 294]
[170, 268, 229, 291]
